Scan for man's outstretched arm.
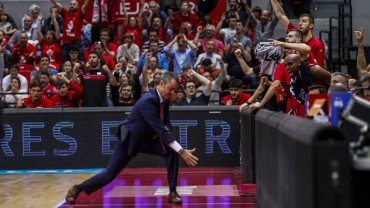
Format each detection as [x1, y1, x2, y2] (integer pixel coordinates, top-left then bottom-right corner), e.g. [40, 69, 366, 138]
[355, 27, 369, 77]
[270, 0, 290, 31]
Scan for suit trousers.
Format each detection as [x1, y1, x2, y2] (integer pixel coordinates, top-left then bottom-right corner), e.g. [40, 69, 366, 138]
[78, 140, 179, 195]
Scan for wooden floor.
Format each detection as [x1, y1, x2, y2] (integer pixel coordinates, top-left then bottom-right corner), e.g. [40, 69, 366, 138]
[0, 167, 257, 207]
[0, 173, 93, 207]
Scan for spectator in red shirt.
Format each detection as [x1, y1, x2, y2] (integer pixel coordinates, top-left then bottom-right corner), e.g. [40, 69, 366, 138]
[89, 28, 117, 60]
[122, 0, 144, 49]
[40, 71, 58, 99]
[143, 1, 172, 43]
[271, 0, 326, 68]
[15, 81, 53, 108]
[194, 24, 224, 56]
[37, 12, 62, 70]
[92, 41, 115, 70]
[9, 32, 36, 65]
[171, 1, 198, 36]
[50, 0, 90, 62]
[50, 73, 83, 107]
[221, 78, 251, 106]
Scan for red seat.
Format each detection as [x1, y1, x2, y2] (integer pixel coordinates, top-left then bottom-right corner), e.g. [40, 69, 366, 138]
[18, 64, 33, 72]
[18, 64, 33, 87]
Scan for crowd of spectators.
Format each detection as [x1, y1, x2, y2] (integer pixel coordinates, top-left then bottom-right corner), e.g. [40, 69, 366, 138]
[0, 0, 368, 117]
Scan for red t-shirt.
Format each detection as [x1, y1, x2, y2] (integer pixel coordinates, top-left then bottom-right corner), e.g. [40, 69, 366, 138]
[43, 84, 58, 99]
[50, 81, 83, 107]
[153, 27, 168, 43]
[61, 8, 84, 43]
[123, 27, 142, 49]
[40, 39, 62, 67]
[22, 96, 53, 108]
[221, 93, 251, 106]
[198, 38, 224, 55]
[102, 53, 115, 70]
[274, 56, 305, 117]
[286, 96, 305, 117]
[89, 42, 117, 55]
[10, 43, 37, 65]
[172, 13, 198, 35]
[307, 51, 318, 67]
[305, 35, 325, 67]
[273, 62, 291, 97]
[287, 22, 325, 67]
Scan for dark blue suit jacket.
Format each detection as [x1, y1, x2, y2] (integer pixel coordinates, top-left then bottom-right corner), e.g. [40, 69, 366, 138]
[122, 89, 175, 156]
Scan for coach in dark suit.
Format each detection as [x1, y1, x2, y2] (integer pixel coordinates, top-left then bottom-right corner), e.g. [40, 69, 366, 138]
[65, 72, 198, 204]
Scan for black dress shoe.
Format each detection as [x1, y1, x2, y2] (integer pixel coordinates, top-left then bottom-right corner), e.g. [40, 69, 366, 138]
[65, 185, 80, 204]
[168, 191, 182, 204]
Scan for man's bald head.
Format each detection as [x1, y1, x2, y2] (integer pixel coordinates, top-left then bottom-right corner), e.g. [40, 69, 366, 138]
[285, 54, 301, 63]
[284, 54, 302, 75]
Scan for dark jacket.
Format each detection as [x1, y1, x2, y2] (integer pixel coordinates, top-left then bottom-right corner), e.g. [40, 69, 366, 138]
[122, 89, 175, 156]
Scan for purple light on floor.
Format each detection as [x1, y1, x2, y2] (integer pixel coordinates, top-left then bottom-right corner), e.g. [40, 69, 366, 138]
[220, 196, 231, 207]
[152, 179, 163, 186]
[206, 177, 215, 206]
[206, 177, 214, 185]
[102, 187, 113, 208]
[155, 196, 164, 208]
[221, 177, 231, 185]
[180, 177, 188, 186]
[135, 197, 152, 208]
[114, 179, 126, 186]
[134, 178, 141, 186]
[182, 195, 189, 204]
[134, 179, 142, 205]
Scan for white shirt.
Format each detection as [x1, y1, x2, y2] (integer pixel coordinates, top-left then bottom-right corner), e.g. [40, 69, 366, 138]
[2, 74, 28, 92]
[3, 89, 28, 106]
